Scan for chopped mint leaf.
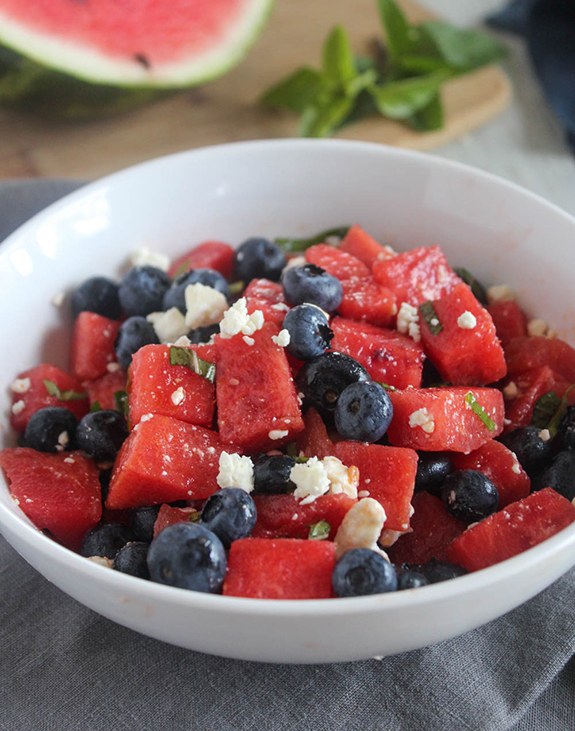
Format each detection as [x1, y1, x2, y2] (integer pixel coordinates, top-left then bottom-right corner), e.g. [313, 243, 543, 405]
[189, 510, 201, 523]
[294, 456, 310, 464]
[43, 379, 87, 402]
[259, 67, 323, 113]
[169, 346, 216, 383]
[454, 267, 488, 305]
[90, 400, 103, 413]
[376, 382, 398, 391]
[465, 392, 497, 432]
[114, 390, 129, 418]
[228, 281, 245, 296]
[274, 226, 350, 253]
[546, 385, 575, 439]
[285, 442, 299, 459]
[171, 259, 190, 280]
[531, 390, 562, 430]
[308, 520, 331, 540]
[419, 301, 443, 335]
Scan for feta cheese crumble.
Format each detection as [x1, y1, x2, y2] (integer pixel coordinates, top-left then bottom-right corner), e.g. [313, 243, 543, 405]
[408, 408, 435, 434]
[334, 498, 388, 560]
[396, 302, 421, 343]
[56, 431, 69, 451]
[217, 452, 254, 493]
[539, 429, 551, 443]
[268, 429, 289, 441]
[140, 413, 154, 423]
[107, 362, 121, 373]
[272, 329, 291, 347]
[130, 247, 170, 272]
[174, 335, 192, 347]
[503, 381, 519, 399]
[11, 400, 25, 415]
[270, 302, 290, 312]
[457, 311, 477, 330]
[487, 284, 515, 304]
[527, 318, 548, 337]
[511, 457, 522, 475]
[171, 387, 185, 406]
[243, 336, 255, 346]
[283, 255, 306, 272]
[290, 457, 330, 505]
[322, 456, 359, 499]
[10, 378, 31, 394]
[185, 283, 228, 330]
[87, 556, 113, 568]
[147, 308, 188, 344]
[51, 291, 66, 307]
[219, 298, 265, 339]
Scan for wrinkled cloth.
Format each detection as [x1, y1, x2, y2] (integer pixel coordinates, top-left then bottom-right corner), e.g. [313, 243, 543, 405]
[0, 181, 574, 731]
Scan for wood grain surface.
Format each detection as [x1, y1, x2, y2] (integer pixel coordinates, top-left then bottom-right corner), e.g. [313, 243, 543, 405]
[0, 0, 511, 179]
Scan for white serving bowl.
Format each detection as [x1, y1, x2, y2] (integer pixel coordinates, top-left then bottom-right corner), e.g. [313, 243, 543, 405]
[1, 140, 575, 664]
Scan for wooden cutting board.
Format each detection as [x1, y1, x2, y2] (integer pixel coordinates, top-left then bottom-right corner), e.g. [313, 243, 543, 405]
[0, 0, 511, 179]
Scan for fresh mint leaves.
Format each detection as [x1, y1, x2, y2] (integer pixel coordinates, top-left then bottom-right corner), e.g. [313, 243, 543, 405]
[43, 379, 87, 402]
[169, 346, 216, 383]
[274, 226, 350, 253]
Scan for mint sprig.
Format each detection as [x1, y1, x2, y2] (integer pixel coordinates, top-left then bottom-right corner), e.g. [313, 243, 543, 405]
[43, 379, 87, 402]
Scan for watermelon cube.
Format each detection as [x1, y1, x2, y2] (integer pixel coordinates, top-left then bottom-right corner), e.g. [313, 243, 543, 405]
[388, 492, 466, 565]
[387, 387, 505, 452]
[372, 245, 461, 306]
[419, 283, 507, 386]
[128, 344, 215, 429]
[215, 323, 304, 451]
[9, 364, 89, 432]
[244, 278, 290, 325]
[334, 442, 418, 531]
[70, 311, 121, 382]
[339, 224, 395, 268]
[338, 277, 397, 328]
[331, 316, 425, 389]
[86, 369, 128, 411]
[295, 407, 335, 459]
[305, 244, 370, 280]
[447, 488, 575, 572]
[452, 440, 530, 508]
[168, 240, 234, 279]
[223, 538, 336, 599]
[504, 366, 572, 431]
[0, 448, 101, 551]
[153, 504, 196, 537]
[505, 336, 575, 382]
[105, 415, 238, 509]
[487, 300, 527, 347]
[251, 494, 355, 540]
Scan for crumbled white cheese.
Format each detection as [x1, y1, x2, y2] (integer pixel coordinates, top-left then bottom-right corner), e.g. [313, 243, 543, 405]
[504, 418, 512, 426]
[140, 413, 154, 423]
[503, 381, 519, 399]
[457, 311, 477, 330]
[539, 429, 551, 443]
[358, 490, 370, 498]
[219, 298, 265, 339]
[11, 400, 25, 415]
[10, 378, 31, 394]
[173, 335, 192, 347]
[272, 329, 291, 347]
[107, 362, 121, 373]
[243, 309, 264, 336]
[290, 457, 330, 505]
[511, 457, 522, 475]
[147, 307, 188, 344]
[87, 556, 113, 568]
[130, 247, 170, 272]
[397, 302, 421, 343]
[547, 330, 557, 340]
[57, 432, 69, 451]
[487, 284, 515, 304]
[64, 457, 75, 464]
[51, 291, 66, 307]
[184, 283, 228, 330]
[408, 408, 435, 434]
[322, 456, 359, 499]
[283, 255, 306, 272]
[379, 529, 409, 548]
[334, 498, 388, 560]
[217, 452, 254, 493]
[527, 318, 548, 337]
[270, 302, 290, 312]
[268, 429, 289, 440]
[171, 387, 185, 406]
[243, 336, 255, 346]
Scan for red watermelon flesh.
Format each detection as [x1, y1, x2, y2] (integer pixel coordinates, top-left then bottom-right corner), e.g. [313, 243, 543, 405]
[9, 364, 89, 432]
[339, 224, 395, 268]
[452, 440, 530, 508]
[338, 277, 397, 328]
[153, 504, 196, 537]
[504, 366, 572, 431]
[215, 323, 304, 451]
[223, 538, 337, 599]
[295, 407, 335, 459]
[372, 245, 461, 306]
[105, 415, 239, 509]
[86, 369, 128, 411]
[334, 442, 417, 531]
[388, 492, 466, 565]
[305, 244, 371, 280]
[487, 300, 527, 347]
[128, 344, 215, 429]
[419, 283, 507, 386]
[168, 241, 234, 279]
[0, 448, 101, 551]
[244, 279, 290, 326]
[387, 387, 505, 452]
[251, 494, 356, 540]
[447, 488, 575, 572]
[505, 336, 575, 382]
[331, 316, 425, 389]
[70, 311, 121, 383]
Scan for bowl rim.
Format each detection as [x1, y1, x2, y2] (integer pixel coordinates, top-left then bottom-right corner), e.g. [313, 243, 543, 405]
[2, 137, 575, 616]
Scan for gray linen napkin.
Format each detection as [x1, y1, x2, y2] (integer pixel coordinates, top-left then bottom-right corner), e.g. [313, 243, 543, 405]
[0, 180, 574, 731]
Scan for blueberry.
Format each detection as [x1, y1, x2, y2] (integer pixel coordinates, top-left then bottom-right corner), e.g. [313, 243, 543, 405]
[415, 452, 453, 495]
[559, 405, 575, 450]
[187, 324, 220, 345]
[130, 505, 161, 543]
[72, 277, 122, 320]
[499, 426, 553, 477]
[412, 559, 467, 584]
[119, 266, 171, 317]
[440, 469, 499, 523]
[81, 522, 135, 559]
[114, 316, 159, 369]
[332, 549, 398, 597]
[147, 522, 227, 593]
[296, 351, 371, 413]
[334, 381, 393, 442]
[283, 304, 333, 361]
[163, 268, 230, 313]
[24, 407, 77, 453]
[282, 264, 343, 312]
[76, 410, 128, 462]
[113, 542, 150, 579]
[253, 454, 296, 494]
[233, 238, 287, 283]
[532, 451, 575, 500]
[199, 488, 257, 548]
[395, 567, 429, 590]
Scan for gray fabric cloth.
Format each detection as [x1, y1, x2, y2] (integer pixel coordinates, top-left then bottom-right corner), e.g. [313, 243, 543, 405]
[0, 180, 574, 731]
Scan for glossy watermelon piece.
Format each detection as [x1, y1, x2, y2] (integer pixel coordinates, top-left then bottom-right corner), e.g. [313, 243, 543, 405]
[334, 442, 417, 531]
[244, 278, 290, 326]
[388, 492, 466, 565]
[9, 363, 90, 432]
[215, 322, 304, 451]
[419, 283, 507, 386]
[372, 245, 461, 306]
[505, 336, 575, 382]
[387, 387, 505, 452]
[295, 407, 335, 459]
[0, 448, 101, 551]
[223, 538, 337, 599]
[487, 300, 527, 347]
[338, 277, 397, 328]
[86, 369, 128, 411]
[105, 415, 239, 509]
[331, 316, 425, 389]
[168, 241, 235, 279]
[70, 311, 121, 382]
[252, 493, 355, 540]
[305, 244, 370, 280]
[447, 488, 575, 572]
[153, 504, 196, 537]
[452, 440, 530, 508]
[339, 224, 395, 268]
[504, 366, 572, 431]
[128, 344, 215, 429]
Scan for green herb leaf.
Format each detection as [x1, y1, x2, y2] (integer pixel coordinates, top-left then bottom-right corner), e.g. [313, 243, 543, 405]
[465, 391, 497, 432]
[376, 382, 398, 392]
[90, 400, 103, 413]
[419, 301, 443, 335]
[417, 20, 508, 72]
[322, 26, 357, 91]
[285, 442, 299, 459]
[376, 0, 414, 60]
[454, 267, 488, 305]
[274, 226, 350, 254]
[397, 54, 454, 75]
[368, 69, 453, 120]
[114, 390, 129, 418]
[294, 456, 310, 464]
[308, 520, 331, 541]
[188, 510, 202, 523]
[228, 281, 245, 296]
[298, 93, 355, 138]
[259, 67, 323, 113]
[169, 346, 216, 383]
[171, 259, 190, 280]
[531, 390, 562, 430]
[545, 384, 575, 439]
[405, 92, 444, 132]
[43, 379, 87, 402]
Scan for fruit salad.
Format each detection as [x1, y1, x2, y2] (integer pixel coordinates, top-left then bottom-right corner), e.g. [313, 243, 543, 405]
[3, 226, 575, 600]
